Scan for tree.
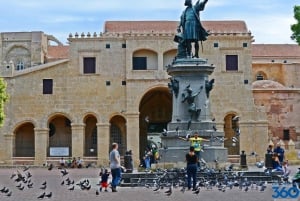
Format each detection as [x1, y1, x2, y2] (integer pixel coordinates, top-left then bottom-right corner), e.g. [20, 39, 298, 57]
[0, 78, 8, 127]
[291, 5, 300, 45]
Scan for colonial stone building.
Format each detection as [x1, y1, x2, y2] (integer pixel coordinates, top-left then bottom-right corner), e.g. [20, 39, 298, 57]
[0, 21, 299, 166]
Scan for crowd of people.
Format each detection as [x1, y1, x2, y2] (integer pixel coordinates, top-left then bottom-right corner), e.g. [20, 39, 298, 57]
[58, 157, 84, 168]
[267, 143, 291, 177]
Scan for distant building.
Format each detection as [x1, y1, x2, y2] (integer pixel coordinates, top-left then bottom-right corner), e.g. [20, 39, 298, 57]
[0, 21, 299, 166]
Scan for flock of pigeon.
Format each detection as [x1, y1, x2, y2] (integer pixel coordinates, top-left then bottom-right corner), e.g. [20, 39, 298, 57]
[142, 169, 269, 196]
[0, 165, 95, 199]
[0, 164, 277, 199]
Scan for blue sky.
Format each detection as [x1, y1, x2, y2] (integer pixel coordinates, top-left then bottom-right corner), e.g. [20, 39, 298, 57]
[0, 0, 298, 45]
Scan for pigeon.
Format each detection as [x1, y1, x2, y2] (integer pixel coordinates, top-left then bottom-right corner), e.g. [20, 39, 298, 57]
[162, 129, 168, 137]
[23, 166, 30, 172]
[232, 137, 239, 143]
[10, 173, 16, 179]
[61, 169, 69, 177]
[180, 186, 186, 193]
[40, 182, 47, 190]
[175, 126, 179, 136]
[37, 192, 45, 199]
[68, 186, 75, 191]
[0, 187, 7, 193]
[232, 116, 239, 121]
[193, 187, 200, 194]
[153, 185, 160, 191]
[18, 185, 25, 191]
[48, 163, 53, 171]
[212, 125, 217, 131]
[6, 191, 12, 197]
[45, 192, 52, 198]
[165, 186, 172, 196]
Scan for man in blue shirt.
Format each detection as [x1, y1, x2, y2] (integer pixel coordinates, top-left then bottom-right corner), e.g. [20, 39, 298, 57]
[273, 143, 285, 163]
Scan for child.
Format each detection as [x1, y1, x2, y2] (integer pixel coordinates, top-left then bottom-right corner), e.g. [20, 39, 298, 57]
[99, 169, 110, 192]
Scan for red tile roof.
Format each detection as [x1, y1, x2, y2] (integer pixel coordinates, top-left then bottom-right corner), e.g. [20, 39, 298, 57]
[252, 44, 300, 58]
[104, 20, 249, 33]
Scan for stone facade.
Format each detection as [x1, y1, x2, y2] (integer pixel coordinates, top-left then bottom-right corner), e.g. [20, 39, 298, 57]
[0, 21, 298, 166]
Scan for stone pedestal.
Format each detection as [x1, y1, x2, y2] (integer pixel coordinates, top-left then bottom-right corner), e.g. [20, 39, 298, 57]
[160, 58, 227, 165]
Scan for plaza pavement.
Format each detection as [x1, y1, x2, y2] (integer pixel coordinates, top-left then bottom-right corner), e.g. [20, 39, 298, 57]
[0, 165, 299, 201]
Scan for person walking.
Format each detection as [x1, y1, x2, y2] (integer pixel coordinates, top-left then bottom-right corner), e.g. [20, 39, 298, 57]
[186, 146, 198, 191]
[109, 143, 121, 192]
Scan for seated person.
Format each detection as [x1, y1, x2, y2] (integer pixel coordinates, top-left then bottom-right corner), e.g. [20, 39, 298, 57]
[59, 157, 66, 167]
[71, 157, 77, 168]
[272, 153, 282, 172]
[66, 158, 72, 168]
[76, 157, 83, 168]
[282, 161, 291, 177]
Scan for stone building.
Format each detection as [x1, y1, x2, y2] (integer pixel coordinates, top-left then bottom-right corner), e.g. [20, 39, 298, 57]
[252, 44, 300, 152]
[0, 21, 298, 166]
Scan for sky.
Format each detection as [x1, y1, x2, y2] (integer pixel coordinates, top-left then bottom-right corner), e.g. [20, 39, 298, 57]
[0, 0, 298, 45]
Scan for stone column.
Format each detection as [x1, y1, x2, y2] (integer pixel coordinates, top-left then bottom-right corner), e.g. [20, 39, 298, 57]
[126, 112, 140, 167]
[4, 133, 14, 165]
[97, 123, 110, 166]
[34, 128, 48, 166]
[239, 121, 268, 163]
[71, 123, 85, 158]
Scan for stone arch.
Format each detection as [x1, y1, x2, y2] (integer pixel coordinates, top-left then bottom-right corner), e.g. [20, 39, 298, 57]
[13, 122, 35, 157]
[47, 114, 72, 157]
[138, 86, 172, 158]
[83, 114, 98, 156]
[223, 112, 240, 155]
[163, 49, 177, 68]
[109, 115, 127, 156]
[13, 119, 37, 131]
[82, 111, 101, 123]
[47, 112, 73, 125]
[132, 49, 158, 70]
[5, 45, 31, 70]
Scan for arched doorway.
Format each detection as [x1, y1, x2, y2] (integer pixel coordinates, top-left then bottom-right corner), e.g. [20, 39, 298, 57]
[84, 115, 97, 157]
[110, 116, 126, 156]
[14, 123, 35, 157]
[224, 114, 240, 155]
[48, 115, 72, 157]
[139, 87, 172, 158]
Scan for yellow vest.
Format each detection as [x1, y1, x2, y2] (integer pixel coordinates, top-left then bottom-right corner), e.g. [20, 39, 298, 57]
[189, 137, 203, 151]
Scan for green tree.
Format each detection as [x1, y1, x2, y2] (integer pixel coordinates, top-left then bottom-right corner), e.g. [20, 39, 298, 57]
[0, 78, 8, 127]
[291, 5, 300, 45]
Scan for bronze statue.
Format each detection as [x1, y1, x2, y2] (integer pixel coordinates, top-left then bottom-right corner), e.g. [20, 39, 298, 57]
[205, 79, 214, 98]
[168, 78, 180, 98]
[176, 0, 209, 59]
[182, 85, 203, 121]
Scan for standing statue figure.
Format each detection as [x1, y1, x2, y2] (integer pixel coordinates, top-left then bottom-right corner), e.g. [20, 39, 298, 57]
[182, 85, 203, 121]
[176, 0, 209, 59]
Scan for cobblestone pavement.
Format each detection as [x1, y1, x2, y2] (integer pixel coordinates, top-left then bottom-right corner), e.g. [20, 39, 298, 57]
[0, 166, 299, 201]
